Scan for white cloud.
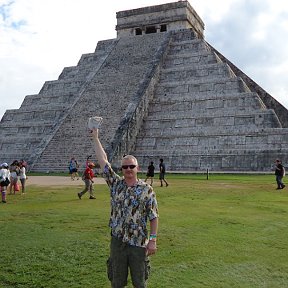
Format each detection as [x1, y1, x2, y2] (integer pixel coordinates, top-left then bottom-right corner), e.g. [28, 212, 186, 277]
[1, 0, 288, 119]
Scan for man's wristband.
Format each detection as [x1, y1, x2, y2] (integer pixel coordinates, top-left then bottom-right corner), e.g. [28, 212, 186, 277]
[149, 234, 157, 241]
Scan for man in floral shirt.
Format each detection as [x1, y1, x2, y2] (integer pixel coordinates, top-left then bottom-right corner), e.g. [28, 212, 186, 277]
[91, 128, 159, 288]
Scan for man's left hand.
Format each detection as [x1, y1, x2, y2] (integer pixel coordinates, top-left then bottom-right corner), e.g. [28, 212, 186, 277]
[146, 240, 157, 256]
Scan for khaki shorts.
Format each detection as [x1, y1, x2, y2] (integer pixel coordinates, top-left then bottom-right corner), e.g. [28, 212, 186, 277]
[107, 236, 150, 288]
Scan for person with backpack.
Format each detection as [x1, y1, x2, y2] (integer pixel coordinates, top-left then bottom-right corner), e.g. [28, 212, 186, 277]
[0, 163, 11, 203]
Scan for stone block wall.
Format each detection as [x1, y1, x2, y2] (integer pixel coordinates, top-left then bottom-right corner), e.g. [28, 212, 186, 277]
[30, 33, 171, 171]
[1, 24, 288, 172]
[132, 30, 288, 171]
[0, 39, 118, 168]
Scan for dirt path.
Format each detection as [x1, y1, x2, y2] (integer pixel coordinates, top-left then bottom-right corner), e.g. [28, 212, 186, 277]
[26, 176, 106, 186]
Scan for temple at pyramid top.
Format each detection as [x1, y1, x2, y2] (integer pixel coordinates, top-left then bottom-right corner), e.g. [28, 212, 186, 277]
[116, 1, 204, 38]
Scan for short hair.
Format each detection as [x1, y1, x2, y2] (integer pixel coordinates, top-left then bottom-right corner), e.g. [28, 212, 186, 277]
[122, 155, 138, 166]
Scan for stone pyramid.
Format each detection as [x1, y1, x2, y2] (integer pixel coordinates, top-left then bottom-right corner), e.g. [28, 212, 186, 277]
[1, 1, 288, 172]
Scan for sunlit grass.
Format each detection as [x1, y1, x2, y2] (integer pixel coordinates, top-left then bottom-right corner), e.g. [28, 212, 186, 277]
[0, 174, 288, 287]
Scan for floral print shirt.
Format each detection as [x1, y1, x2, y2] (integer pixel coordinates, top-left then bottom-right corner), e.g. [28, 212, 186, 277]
[103, 163, 159, 247]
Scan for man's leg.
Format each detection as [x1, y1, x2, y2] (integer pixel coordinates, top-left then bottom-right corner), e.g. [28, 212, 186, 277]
[78, 180, 89, 199]
[88, 181, 95, 199]
[1, 187, 7, 203]
[109, 237, 129, 288]
[129, 246, 150, 288]
[279, 176, 285, 188]
[276, 176, 282, 189]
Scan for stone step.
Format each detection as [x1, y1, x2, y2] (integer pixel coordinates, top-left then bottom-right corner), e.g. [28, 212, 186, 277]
[1, 135, 44, 143]
[163, 50, 222, 68]
[144, 108, 277, 123]
[136, 119, 284, 139]
[134, 146, 288, 157]
[58, 39, 117, 81]
[134, 138, 288, 152]
[0, 109, 66, 123]
[18, 102, 70, 112]
[135, 126, 288, 143]
[0, 124, 52, 136]
[147, 96, 270, 112]
[159, 62, 235, 83]
[133, 151, 287, 172]
[154, 76, 251, 96]
[168, 38, 211, 55]
[39, 79, 85, 96]
[19, 93, 72, 108]
[149, 92, 266, 108]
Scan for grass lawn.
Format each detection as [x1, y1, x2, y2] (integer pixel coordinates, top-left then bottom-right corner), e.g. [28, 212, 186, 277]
[0, 173, 288, 287]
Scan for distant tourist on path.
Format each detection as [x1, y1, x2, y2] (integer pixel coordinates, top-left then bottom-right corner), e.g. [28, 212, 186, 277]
[69, 157, 79, 180]
[274, 159, 285, 190]
[91, 127, 159, 288]
[77, 161, 96, 199]
[159, 158, 169, 187]
[145, 161, 155, 186]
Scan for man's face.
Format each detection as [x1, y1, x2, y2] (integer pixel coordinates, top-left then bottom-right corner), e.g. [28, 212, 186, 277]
[121, 158, 138, 179]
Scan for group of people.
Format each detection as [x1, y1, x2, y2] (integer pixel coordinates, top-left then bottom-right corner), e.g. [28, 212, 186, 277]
[144, 158, 169, 187]
[84, 133, 286, 288]
[0, 160, 27, 203]
[76, 155, 169, 202]
[3, 136, 287, 287]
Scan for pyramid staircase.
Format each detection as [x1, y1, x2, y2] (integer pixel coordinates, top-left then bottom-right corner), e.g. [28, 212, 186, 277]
[1, 29, 288, 172]
[0, 33, 171, 171]
[0, 39, 119, 170]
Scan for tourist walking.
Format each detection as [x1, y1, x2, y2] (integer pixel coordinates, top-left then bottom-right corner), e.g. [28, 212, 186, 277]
[145, 161, 155, 186]
[77, 162, 96, 199]
[159, 158, 169, 187]
[91, 127, 159, 288]
[69, 157, 79, 180]
[274, 159, 285, 189]
[0, 163, 11, 203]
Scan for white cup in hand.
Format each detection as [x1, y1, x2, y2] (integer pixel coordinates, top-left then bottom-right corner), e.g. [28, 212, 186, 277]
[88, 116, 103, 130]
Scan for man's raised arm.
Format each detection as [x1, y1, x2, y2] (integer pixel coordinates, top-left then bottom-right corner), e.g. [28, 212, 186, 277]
[91, 129, 108, 170]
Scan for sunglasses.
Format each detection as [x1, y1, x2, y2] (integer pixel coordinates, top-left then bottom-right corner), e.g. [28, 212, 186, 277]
[121, 165, 137, 170]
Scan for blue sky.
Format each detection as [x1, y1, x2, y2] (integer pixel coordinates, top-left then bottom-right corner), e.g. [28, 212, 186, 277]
[1, 0, 288, 119]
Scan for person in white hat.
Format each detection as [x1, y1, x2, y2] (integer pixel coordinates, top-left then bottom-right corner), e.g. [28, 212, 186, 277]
[0, 163, 11, 203]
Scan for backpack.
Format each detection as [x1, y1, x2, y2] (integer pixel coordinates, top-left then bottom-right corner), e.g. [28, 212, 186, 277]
[0, 177, 10, 187]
